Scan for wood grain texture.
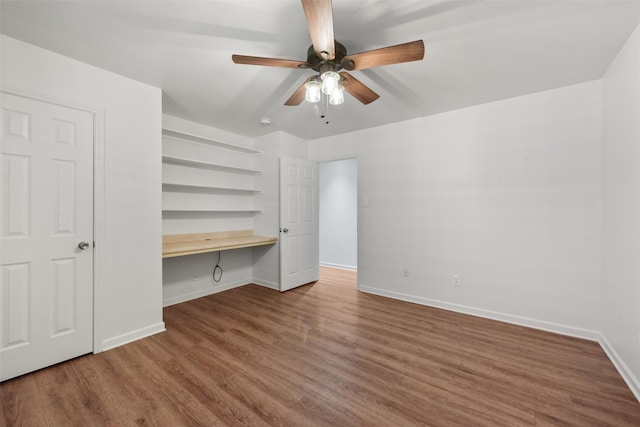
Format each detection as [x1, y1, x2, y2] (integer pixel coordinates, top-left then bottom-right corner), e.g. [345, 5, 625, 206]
[340, 72, 380, 105]
[342, 40, 425, 71]
[301, 0, 335, 60]
[2, 267, 639, 426]
[162, 230, 277, 258]
[231, 55, 309, 69]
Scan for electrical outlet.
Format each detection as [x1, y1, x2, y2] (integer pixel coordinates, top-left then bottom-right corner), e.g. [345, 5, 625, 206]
[402, 267, 410, 277]
[193, 273, 199, 281]
[452, 274, 460, 286]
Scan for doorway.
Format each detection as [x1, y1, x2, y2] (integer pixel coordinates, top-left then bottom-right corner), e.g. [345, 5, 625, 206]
[319, 158, 357, 271]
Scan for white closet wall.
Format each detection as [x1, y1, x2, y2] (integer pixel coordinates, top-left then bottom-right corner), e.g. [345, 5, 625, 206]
[1, 35, 164, 350]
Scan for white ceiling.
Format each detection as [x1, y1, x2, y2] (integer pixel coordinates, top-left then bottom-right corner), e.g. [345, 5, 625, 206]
[2, 1, 639, 140]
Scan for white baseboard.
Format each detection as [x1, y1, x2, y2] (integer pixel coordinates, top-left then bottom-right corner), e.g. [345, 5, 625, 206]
[319, 262, 357, 271]
[599, 334, 640, 403]
[252, 278, 280, 290]
[358, 284, 640, 403]
[163, 279, 250, 307]
[359, 284, 600, 342]
[100, 322, 166, 352]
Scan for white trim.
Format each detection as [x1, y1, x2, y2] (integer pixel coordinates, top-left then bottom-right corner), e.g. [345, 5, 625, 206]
[599, 334, 640, 403]
[92, 108, 106, 353]
[252, 278, 280, 290]
[359, 283, 600, 342]
[319, 262, 357, 271]
[163, 279, 251, 307]
[101, 322, 166, 352]
[0, 88, 102, 115]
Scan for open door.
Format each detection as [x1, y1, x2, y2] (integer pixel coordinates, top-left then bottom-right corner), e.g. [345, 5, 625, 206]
[279, 156, 319, 292]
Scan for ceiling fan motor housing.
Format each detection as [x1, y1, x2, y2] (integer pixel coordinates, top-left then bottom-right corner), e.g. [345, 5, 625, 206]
[306, 41, 353, 72]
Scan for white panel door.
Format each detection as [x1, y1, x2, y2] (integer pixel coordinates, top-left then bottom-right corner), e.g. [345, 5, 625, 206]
[279, 156, 319, 292]
[0, 93, 94, 381]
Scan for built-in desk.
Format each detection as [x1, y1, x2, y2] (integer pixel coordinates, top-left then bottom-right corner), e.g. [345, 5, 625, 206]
[162, 230, 277, 258]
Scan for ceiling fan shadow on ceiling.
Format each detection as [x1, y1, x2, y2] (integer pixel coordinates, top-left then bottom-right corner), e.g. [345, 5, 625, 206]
[232, 0, 425, 107]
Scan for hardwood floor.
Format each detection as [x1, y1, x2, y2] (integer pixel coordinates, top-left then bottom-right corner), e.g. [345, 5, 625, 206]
[2, 267, 639, 426]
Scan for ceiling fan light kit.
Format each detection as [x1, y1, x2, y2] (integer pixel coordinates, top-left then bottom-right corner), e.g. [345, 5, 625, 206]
[232, 0, 425, 108]
[320, 71, 340, 94]
[329, 84, 344, 105]
[304, 79, 322, 103]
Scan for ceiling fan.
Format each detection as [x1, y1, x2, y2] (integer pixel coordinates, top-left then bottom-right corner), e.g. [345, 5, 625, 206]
[232, 0, 425, 106]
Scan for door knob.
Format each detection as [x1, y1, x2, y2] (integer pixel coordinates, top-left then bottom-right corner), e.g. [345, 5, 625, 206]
[281, 228, 289, 233]
[78, 241, 90, 250]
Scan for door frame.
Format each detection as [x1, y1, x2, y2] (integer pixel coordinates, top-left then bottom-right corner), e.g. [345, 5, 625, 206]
[1, 88, 106, 353]
[315, 156, 360, 288]
[318, 157, 358, 272]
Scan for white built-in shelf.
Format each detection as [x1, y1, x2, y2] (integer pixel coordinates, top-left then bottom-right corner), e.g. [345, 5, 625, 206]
[162, 155, 263, 175]
[162, 183, 262, 194]
[163, 128, 262, 155]
[162, 127, 264, 224]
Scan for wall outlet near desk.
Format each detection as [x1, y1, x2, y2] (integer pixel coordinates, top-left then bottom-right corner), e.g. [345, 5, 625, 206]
[402, 267, 410, 278]
[452, 274, 460, 286]
[193, 273, 199, 281]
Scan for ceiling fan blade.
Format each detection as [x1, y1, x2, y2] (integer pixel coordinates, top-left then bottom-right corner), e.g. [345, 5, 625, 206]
[232, 54, 310, 69]
[341, 40, 425, 71]
[339, 72, 380, 105]
[301, 0, 335, 60]
[285, 76, 316, 106]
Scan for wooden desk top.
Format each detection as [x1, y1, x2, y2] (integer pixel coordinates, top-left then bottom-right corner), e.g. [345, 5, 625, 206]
[162, 230, 277, 258]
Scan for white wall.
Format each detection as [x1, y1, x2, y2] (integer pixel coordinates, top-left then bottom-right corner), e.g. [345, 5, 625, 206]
[319, 159, 357, 270]
[602, 23, 640, 400]
[310, 80, 603, 338]
[163, 250, 253, 305]
[1, 36, 164, 350]
[161, 114, 256, 305]
[252, 131, 308, 289]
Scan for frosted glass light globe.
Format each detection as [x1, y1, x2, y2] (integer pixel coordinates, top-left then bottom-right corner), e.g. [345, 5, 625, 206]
[321, 71, 340, 95]
[304, 80, 322, 103]
[329, 85, 344, 105]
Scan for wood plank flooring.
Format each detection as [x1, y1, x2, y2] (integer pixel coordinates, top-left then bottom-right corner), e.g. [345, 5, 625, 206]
[2, 267, 639, 426]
